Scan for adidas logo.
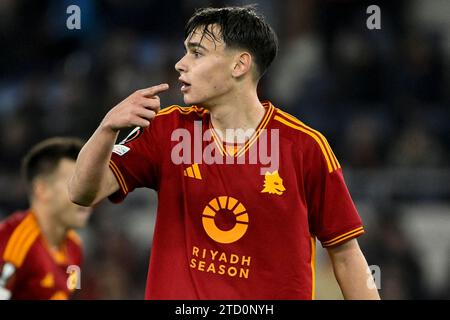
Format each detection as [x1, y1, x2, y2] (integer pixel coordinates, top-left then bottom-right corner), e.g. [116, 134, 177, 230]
[183, 163, 202, 180]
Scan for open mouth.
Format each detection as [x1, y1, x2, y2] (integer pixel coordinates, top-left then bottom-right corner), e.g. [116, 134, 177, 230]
[179, 79, 191, 92]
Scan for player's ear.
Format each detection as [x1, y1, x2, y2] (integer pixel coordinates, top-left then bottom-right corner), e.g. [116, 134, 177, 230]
[232, 52, 252, 78]
[32, 178, 51, 200]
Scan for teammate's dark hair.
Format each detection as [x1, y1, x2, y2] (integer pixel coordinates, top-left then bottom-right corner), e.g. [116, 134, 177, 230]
[22, 137, 84, 188]
[185, 5, 278, 79]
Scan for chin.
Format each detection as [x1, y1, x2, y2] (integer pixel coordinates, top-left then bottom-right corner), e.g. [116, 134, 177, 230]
[183, 95, 195, 105]
[183, 93, 204, 106]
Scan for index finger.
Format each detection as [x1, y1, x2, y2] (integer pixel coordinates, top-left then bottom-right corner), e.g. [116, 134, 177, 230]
[139, 83, 170, 97]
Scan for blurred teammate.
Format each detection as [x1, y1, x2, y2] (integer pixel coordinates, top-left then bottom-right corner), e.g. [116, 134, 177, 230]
[69, 6, 380, 299]
[0, 137, 91, 300]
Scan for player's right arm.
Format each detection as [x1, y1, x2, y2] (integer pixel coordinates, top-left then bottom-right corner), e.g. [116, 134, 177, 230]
[68, 83, 169, 206]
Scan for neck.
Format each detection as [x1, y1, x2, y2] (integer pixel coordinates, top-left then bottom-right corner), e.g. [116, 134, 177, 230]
[31, 203, 67, 248]
[206, 88, 266, 143]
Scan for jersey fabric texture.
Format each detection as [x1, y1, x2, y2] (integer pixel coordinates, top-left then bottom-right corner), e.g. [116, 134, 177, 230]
[109, 101, 364, 299]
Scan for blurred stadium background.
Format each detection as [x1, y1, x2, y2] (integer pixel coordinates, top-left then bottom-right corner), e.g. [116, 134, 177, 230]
[0, 0, 449, 299]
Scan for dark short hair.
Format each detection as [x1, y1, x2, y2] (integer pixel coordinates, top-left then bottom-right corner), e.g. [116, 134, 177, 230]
[22, 137, 84, 188]
[185, 5, 278, 79]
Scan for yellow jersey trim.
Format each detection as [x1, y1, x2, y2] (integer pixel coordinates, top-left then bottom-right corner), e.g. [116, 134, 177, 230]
[322, 227, 365, 247]
[3, 212, 40, 267]
[109, 159, 129, 194]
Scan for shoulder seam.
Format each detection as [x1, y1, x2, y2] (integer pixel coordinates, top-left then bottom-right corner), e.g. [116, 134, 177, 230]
[2, 214, 40, 267]
[274, 110, 341, 173]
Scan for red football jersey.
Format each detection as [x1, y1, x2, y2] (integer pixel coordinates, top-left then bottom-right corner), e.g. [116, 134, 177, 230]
[0, 210, 82, 300]
[109, 101, 364, 299]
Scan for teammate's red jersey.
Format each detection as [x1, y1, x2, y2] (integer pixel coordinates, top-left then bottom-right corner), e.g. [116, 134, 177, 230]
[109, 101, 364, 299]
[0, 210, 82, 299]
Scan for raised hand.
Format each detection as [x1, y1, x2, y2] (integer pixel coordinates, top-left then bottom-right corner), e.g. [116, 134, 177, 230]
[101, 83, 170, 132]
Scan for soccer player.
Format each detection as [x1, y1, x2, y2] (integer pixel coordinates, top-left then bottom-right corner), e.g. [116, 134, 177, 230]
[0, 137, 91, 300]
[69, 6, 380, 299]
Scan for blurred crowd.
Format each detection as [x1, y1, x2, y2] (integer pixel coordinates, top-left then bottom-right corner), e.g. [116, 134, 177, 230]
[0, 0, 449, 299]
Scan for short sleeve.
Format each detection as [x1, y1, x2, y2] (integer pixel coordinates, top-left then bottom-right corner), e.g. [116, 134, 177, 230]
[108, 123, 161, 203]
[304, 137, 364, 247]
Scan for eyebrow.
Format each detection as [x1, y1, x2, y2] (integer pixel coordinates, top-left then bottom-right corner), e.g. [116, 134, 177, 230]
[185, 42, 209, 52]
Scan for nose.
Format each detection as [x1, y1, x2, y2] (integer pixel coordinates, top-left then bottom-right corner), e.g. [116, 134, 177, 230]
[175, 55, 187, 73]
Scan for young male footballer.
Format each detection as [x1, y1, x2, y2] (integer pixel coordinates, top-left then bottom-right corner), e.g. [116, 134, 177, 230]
[1, 137, 91, 299]
[69, 6, 380, 300]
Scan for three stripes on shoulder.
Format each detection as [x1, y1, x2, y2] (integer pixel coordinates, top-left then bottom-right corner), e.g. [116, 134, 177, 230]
[274, 110, 341, 173]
